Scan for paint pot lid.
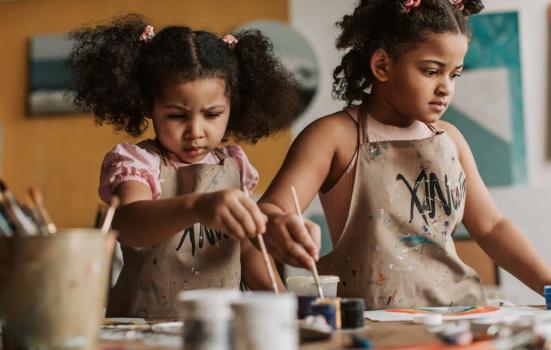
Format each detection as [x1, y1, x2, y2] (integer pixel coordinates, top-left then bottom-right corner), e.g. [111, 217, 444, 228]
[341, 298, 365, 310]
[545, 285, 551, 294]
[178, 288, 241, 320]
[287, 275, 340, 285]
[413, 313, 443, 326]
[231, 292, 297, 318]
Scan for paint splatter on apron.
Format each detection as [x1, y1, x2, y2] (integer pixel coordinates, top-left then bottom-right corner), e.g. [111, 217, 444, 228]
[318, 107, 486, 309]
[107, 145, 241, 318]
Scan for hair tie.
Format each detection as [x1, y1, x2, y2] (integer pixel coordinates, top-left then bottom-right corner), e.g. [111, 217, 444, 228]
[450, 0, 464, 11]
[403, 0, 421, 13]
[140, 25, 155, 42]
[222, 34, 238, 49]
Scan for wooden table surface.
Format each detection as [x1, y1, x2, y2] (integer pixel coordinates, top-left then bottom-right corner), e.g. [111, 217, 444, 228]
[98, 320, 496, 350]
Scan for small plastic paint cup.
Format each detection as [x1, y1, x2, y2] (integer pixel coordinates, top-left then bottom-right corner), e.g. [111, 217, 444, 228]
[310, 303, 337, 330]
[286, 275, 340, 297]
[178, 289, 241, 350]
[413, 313, 443, 326]
[231, 292, 298, 350]
[297, 295, 318, 319]
[341, 298, 365, 329]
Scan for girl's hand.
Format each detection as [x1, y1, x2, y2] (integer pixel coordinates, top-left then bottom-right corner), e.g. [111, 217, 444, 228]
[263, 213, 321, 268]
[195, 189, 267, 241]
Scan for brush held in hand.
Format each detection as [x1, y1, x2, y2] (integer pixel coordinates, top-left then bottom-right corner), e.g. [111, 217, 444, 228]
[101, 195, 120, 234]
[290, 186, 324, 299]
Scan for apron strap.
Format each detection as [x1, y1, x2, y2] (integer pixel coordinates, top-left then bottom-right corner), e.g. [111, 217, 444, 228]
[213, 148, 228, 162]
[357, 103, 370, 145]
[425, 122, 444, 135]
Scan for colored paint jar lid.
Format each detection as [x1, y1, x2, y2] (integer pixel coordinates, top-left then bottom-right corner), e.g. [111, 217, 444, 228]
[413, 313, 443, 326]
[545, 285, 551, 294]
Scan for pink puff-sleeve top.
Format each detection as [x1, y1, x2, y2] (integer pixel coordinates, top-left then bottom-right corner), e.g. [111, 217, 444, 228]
[99, 140, 259, 204]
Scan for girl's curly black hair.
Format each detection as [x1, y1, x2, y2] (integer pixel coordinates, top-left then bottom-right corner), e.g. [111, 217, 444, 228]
[67, 14, 300, 142]
[333, 0, 484, 106]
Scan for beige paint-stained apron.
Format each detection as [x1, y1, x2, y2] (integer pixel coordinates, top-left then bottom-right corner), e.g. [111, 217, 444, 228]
[107, 145, 242, 318]
[318, 108, 485, 309]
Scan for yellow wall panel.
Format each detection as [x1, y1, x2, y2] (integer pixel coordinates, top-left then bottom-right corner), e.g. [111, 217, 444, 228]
[0, 0, 290, 228]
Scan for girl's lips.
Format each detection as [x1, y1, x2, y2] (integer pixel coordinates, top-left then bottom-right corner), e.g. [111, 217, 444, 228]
[429, 102, 447, 113]
[183, 147, 206, 157]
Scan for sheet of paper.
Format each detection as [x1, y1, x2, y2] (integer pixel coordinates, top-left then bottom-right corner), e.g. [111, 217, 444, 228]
[364, 306, 550, 322]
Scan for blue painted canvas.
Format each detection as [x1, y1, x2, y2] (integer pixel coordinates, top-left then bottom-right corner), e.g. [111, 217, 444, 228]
[444, 11, 526, 185]
[28, 34, 78, 115]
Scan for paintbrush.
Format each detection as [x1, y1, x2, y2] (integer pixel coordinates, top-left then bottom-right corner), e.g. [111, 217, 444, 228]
[101, 195, 120, 234]
[28, 186, 57, 234]
[0, 180, 39, 236]
[256, 234, 279, 294]
[290, 186, 324, 299]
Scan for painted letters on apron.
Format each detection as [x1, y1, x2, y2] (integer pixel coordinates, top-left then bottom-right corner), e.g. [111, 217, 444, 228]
[396, 170, 467, 225]
[317, 108, 485, 309]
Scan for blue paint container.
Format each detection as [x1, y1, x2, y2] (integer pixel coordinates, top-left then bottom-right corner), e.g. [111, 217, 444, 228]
[545, 285, 551, 310]
[310, 303, 337, 330]
[297, 295, 318, 319]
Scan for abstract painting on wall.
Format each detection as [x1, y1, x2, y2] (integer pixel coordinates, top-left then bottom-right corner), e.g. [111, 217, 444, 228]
[28, 34, 78, 115]
[444, 11, 526, 186]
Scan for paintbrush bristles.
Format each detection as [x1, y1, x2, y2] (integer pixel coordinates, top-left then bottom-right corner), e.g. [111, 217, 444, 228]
[28, 186, 57, 234]
[290, 186, 325, 299]
[101, 195, 120, 234]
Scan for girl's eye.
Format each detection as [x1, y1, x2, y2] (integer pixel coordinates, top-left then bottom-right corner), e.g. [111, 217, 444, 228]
[168, 114, 187, 120]
[423, 69, 438, 77]
[205, 112, 222, 118]
[451, 72, 462, 79]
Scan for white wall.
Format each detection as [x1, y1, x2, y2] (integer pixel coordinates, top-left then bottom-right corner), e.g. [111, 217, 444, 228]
[290, 0, 551, 305]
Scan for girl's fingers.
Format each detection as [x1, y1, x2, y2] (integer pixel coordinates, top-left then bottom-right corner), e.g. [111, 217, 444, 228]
[228, 200, 257, 238]
[276, 225, 315, 268]
[239, 196, 267, 234]
[220, 210, 247, 240]
[304, 220, 322, 260]
[287, 216, 320, 261]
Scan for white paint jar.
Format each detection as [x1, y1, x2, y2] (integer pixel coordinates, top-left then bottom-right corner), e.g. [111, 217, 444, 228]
[286, 275, 340, 297]
[178, 289, 241, 350]
[231, 292, 298, 350]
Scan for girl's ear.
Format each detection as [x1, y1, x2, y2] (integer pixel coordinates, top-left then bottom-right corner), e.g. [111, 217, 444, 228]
[370, 48, 391, 82]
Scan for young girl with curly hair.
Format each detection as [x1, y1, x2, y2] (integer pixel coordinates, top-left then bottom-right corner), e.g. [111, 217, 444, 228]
[260, 0, 551, 308]
[68, 14, 299, 317]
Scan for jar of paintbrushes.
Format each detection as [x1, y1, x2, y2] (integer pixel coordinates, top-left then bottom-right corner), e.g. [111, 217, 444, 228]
[0, 180, 118, 350]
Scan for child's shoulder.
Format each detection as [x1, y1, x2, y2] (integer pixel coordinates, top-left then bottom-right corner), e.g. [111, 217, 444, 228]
[299, 108, 358, 142]
[104, 139, 161, 164]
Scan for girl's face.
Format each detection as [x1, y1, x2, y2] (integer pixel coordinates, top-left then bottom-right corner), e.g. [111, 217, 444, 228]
[375, 32, 468, 126]
[151, 77, 230, 164]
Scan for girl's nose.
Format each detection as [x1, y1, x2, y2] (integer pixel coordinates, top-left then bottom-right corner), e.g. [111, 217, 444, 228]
[185, 119, 204, 139]
[436, 78, 452, 96]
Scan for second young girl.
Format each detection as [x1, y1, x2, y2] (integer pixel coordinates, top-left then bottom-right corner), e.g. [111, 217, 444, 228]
[260, 0, 551, 308]
[68, 14, 298, 317]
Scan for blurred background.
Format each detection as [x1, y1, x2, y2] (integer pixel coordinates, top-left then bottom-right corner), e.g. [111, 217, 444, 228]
[1, 0, 551, 305]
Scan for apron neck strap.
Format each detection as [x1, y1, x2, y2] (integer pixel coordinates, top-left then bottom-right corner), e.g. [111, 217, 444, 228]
[357, 103, 370, 145]
[425, 122, 442, 135]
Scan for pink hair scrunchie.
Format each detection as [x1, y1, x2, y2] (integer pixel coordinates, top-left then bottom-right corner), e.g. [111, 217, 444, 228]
[222, 34, 238, 49]
[450, 0, 465, 11]
[140, 25, 155, 42]
[404, 0, 421, 13]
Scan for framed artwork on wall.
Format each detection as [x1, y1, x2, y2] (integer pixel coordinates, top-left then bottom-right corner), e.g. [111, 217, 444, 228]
[443, 10, 526, 186]
[28, 34, 78, 116]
